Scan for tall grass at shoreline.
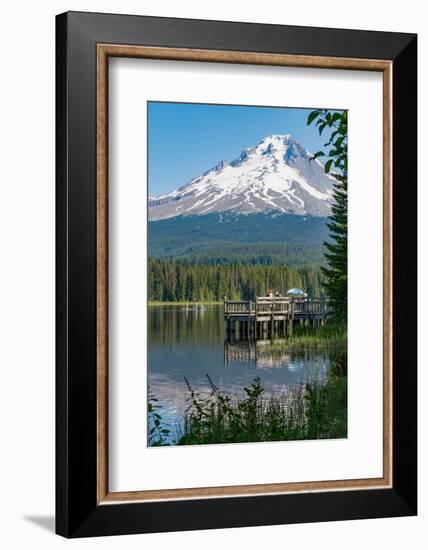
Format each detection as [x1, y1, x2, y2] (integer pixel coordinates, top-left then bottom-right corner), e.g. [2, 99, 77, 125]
[272, 323, 347, 351]
[176, 374, 346, 445]
[148, 362, 347, 447]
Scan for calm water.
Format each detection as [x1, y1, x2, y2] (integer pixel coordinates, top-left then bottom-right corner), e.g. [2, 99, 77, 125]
[148, 305, 331, 443]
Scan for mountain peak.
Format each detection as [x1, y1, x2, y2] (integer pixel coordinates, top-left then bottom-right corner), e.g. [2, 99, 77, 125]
[259, 133, 292, 143]
[149, 135, 334, 221]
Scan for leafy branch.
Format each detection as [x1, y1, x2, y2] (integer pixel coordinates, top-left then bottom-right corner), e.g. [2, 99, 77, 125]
[307, 109, 348, 175]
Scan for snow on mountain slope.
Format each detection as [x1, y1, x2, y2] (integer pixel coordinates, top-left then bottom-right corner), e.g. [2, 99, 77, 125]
[149, 134, 336, 221]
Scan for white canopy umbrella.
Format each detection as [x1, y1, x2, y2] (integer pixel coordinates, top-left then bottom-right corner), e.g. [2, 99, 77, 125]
[286, 288, 308, 298]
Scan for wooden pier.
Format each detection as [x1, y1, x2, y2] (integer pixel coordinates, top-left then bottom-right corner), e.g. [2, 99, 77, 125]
[224, 296, 334, 340]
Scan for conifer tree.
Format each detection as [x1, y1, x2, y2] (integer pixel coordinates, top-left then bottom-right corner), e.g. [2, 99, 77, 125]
[307, 109, 348, 322]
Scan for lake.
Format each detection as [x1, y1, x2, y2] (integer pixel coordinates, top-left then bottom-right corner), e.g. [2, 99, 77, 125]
[148, 304, 332, 444]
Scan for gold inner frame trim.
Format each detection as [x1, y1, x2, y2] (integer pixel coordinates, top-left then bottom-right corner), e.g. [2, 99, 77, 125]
[96, 44, 393, 505]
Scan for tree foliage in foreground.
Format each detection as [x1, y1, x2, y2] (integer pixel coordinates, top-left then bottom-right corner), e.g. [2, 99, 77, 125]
[307, 109, 348, 322]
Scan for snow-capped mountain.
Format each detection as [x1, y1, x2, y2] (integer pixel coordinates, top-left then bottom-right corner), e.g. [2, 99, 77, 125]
[149, 134, 335, 221]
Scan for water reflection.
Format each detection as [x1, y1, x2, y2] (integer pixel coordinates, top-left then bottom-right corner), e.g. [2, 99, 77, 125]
[148, 304, 331, 442]
[223, 339, 328, 371]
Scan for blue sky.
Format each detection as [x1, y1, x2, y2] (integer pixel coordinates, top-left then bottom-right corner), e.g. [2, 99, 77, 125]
[148, 102, 338, 196]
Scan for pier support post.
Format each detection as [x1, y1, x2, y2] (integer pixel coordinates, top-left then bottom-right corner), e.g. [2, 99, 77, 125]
[224, 296, 333, 343]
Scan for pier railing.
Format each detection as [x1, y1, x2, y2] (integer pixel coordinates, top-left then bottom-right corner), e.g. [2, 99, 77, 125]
[224, 297, 333, 318]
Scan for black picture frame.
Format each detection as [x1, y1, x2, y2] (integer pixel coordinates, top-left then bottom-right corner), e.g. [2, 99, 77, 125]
[56, 11, 417, 538]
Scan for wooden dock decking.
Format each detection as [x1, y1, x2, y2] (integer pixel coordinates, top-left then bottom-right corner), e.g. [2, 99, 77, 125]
[224, 296, 334, 340]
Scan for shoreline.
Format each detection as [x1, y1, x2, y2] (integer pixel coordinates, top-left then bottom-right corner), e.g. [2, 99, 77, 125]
[148, 301, 223, 306]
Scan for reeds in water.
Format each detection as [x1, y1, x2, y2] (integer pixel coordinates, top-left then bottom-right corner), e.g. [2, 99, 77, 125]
[148, 366, 347, 446]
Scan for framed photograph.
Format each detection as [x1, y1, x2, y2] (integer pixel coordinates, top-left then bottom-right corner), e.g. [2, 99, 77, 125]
[56, 11, 417, 537]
